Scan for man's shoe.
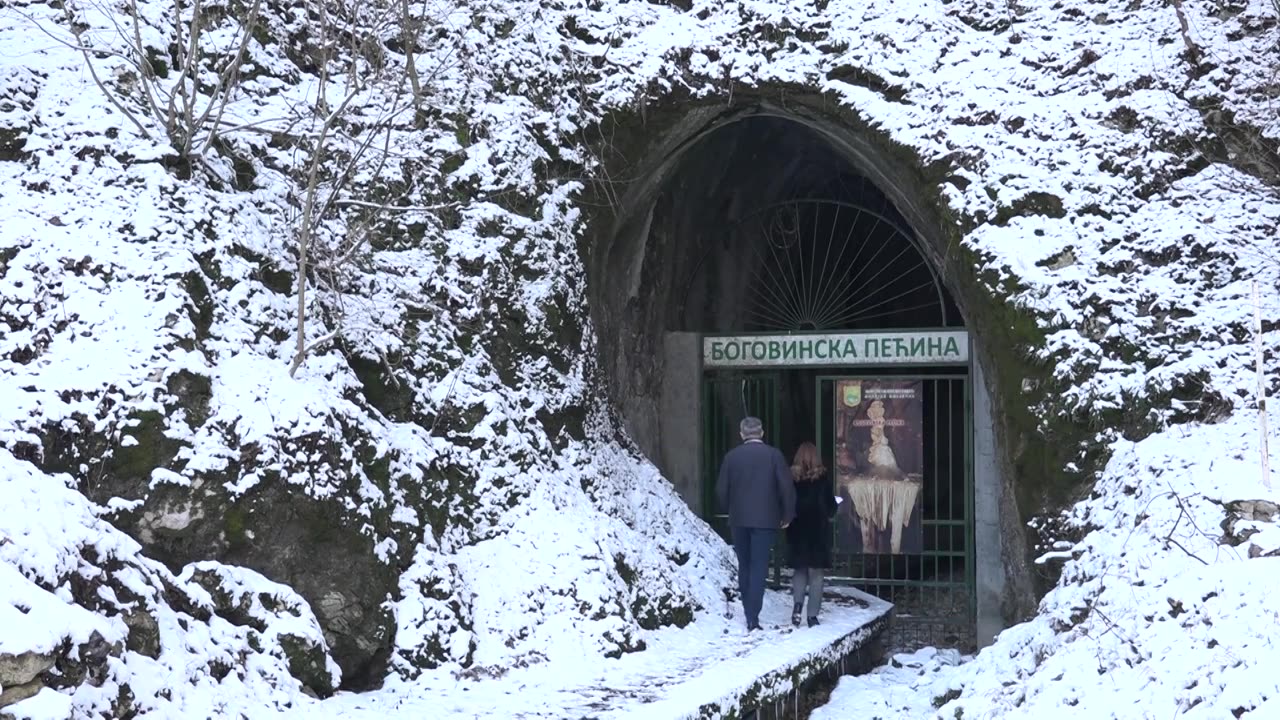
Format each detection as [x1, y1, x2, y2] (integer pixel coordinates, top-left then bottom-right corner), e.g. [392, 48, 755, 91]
[807, 617, 819, 628]
[791, 603, 802, 626]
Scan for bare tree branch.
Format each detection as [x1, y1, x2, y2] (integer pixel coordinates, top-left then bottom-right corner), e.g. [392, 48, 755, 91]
[287, 330, 340, 377]
[194, 0, 265, 156]
[334, 198, 461, 213]
[288, 80, 367, 378]
[23, 5, 155, 140]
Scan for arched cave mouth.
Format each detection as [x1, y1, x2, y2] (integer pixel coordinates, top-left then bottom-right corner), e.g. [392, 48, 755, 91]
[662, 117, 962, 336]
[586, 114, 995, 648]
[591, 114, 964, 464]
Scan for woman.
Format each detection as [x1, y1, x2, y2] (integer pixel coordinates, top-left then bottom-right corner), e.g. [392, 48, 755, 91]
[786, 442, 838, 627]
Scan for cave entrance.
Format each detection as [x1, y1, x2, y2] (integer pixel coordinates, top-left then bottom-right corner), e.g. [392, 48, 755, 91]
[676, 192, 975, 650]
[699, 339, 973, 651]
[680, 159, 975, 651]
[592, 112, 1001, 651]
[696, 197, 972, 650]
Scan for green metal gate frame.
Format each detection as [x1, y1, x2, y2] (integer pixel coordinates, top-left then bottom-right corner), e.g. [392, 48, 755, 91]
[698, 363, 976, 650]
[701, 371, 780, 542]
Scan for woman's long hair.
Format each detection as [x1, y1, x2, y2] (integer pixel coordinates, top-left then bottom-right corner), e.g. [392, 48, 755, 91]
[791, 442, 826, 482]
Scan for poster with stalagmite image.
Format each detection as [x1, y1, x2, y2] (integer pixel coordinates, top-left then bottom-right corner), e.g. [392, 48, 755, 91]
[834, 379, 924, 555]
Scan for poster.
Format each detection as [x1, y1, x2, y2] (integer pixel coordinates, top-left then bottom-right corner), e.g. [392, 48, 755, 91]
[833, 379, 924, 555]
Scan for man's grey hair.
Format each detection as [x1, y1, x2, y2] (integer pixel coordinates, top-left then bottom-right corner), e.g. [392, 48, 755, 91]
[739, 416, 764, 440]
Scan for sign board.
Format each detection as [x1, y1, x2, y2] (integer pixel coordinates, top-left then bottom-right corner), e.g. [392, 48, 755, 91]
[833, 379, 924, 555]
[702, 330, 968, 368]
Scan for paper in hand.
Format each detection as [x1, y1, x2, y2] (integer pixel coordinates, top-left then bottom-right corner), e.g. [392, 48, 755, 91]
[834, 496, 844, 505]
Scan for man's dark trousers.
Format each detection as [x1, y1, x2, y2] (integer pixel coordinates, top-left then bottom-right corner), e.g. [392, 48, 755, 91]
[732, 526, 775, 628]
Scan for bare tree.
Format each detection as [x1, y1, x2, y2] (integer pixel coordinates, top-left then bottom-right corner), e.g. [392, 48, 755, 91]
[281, 0, 476, 376]
[21, 0, 270, 170]
[30, 0, 512, 378]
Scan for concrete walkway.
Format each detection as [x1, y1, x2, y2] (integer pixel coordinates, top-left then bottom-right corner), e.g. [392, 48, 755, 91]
[294, 588, 891, 720]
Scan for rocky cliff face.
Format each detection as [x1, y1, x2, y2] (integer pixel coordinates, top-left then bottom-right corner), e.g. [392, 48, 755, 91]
[2, 0, 1279, 715]
[0, 0, 733, 711]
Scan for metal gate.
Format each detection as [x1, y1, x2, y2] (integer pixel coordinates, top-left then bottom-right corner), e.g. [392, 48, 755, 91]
[816, 374, 974, 651]
[700, 372, 779, 542]
[701, 370, 975, 651]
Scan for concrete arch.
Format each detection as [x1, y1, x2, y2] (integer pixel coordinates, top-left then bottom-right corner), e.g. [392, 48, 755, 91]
[581, 91, 1056, 637]
[595, 101, 957, 293]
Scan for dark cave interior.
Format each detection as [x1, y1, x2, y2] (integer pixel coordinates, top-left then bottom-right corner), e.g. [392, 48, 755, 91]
[626, 116, 964, 454]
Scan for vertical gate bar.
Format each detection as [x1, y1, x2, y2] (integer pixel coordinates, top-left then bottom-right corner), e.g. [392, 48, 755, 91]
[934, 379, 942, 633]
[944, 381, 952, 641]
[951, 380, 959, 635]
[946, 379, 955, 637]
[816, 375, 826, 575]
[945, 381, 952, 631]
[822, 377, 841, 577]
[770, 372, 782, 588]
[930, 378, 940, 644]
[952, 381, 962, 627]
[963, 375, 977, 643]
[940, 379, 947, 641]
[950, 379, 959, 519]
[943, 380, 953, 640]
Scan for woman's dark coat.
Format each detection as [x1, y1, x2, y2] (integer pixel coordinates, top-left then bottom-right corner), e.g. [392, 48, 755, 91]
[785, 472, 838, 569]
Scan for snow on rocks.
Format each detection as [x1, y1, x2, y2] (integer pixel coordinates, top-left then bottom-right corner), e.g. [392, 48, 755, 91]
[1, 0, 734, 695]
[932, 412, 1280, 719]
[4, 0, 1280, 716]
[386, 438, 734, 678]
[0, 451, 338, 717]
[180, 562, 343, 697]
[811, 416, 1280, 720]
[811, 647, 966, 720]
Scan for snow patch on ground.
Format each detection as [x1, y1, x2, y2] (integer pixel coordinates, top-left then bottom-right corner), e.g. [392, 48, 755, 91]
[812, 647, 967, 720]
[931, 412, 1280, 719]
[298, 589, 889, 719]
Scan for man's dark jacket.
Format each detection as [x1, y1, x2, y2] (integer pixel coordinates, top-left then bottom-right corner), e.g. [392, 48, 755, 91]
[716, 440, 797, 529]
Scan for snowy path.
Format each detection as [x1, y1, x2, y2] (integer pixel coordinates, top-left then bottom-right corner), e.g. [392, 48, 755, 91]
[810, 647, 965, 720]
[282, 589, 890, 719]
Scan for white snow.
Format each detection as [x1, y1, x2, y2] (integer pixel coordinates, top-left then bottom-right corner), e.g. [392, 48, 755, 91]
[927, 412, 1280, 720]
[4, 0, 1280, 716]
[294, 589, 889, 719]
[0, 451, 334, 717]
[812, 647, 967, 720]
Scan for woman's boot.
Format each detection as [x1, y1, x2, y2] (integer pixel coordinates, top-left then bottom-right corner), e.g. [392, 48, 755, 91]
[791, 602, 803, 626]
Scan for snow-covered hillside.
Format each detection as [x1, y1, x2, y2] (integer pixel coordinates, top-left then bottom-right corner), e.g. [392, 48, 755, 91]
[3, 0, 1280, 717]
[934, 412, 1280, 718]
[1, 0, 735, 713]
[821, 413, 1280, 719]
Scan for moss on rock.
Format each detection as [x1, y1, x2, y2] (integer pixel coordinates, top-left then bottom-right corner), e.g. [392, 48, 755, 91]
[0, 126, 28, 162]
[123, 610, 161, 660]
[348, 353, 413, 423]
[104, 411, 183, 493]
[991, 191, 1067, 226]
[279, 633, 337, 698]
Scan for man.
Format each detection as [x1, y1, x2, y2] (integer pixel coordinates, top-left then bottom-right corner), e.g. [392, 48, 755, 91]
[715, 416, 796, 631]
